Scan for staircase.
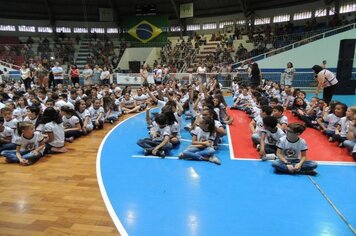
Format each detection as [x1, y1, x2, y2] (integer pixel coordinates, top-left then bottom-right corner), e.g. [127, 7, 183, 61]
[194, 41, 221, 63]
[75, 39, 90, 70]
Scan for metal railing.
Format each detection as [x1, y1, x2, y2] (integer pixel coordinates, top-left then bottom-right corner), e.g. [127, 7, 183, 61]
[232, 23, 356, 69]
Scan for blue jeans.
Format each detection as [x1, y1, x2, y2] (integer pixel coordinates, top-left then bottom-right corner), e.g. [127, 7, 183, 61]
[0, 143, 17, 152]
[272, 159, 318, 174]
[343, 140, 356, 152]
[137, 138, 173, 152]
[324, 130, 335, 137]
[181, 146, 215, 161]
[1, 150, 43, 165]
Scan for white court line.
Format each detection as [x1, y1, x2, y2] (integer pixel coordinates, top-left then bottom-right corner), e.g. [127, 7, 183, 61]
[226, 125, 235, 160]
[97, 112, 145, 236]
[180, 138, 229, 146]
[132, 155, 179, 160]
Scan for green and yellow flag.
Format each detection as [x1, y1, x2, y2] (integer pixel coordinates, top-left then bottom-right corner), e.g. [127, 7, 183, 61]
[123, 16, 168, 45]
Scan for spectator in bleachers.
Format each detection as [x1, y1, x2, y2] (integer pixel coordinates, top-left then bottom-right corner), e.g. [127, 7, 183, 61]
[82, 64, 93, 86]
[51, 61, 64, 87]
[70, 65, 80, 86]
[20, 64, 31, 91]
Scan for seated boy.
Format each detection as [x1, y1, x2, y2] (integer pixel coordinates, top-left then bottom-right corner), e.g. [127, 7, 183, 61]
[272, 123, 318, 175]
[259, 116, 286, 160]
[272, 105, 288, 131]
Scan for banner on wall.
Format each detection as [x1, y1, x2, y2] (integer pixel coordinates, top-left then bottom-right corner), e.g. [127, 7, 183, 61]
[116, 73, 155, 85]
[122, 16, 168, 44]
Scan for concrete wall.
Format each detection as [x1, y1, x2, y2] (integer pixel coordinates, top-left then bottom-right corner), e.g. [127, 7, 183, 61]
[257, 28, 356, 71]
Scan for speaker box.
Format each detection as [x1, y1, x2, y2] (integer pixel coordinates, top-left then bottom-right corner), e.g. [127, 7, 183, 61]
[335, 80, 356, 95]
[129, 61, 141, 73]
[338, 39, 356, 60]
[336, 59, 354, 81]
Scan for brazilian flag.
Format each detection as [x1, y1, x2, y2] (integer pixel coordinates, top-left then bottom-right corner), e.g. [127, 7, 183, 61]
[123, 16, 168, 45]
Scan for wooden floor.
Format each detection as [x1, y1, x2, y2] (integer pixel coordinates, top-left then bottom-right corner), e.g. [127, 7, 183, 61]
[0, 116, 128, 235]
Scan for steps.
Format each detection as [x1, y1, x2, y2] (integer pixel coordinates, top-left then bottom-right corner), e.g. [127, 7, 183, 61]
[194, 40, 221, 63]
[75, 40, 90, 70]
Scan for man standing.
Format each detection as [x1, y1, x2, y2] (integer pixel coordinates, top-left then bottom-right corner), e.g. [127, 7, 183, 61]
[51, 62, 64, 87]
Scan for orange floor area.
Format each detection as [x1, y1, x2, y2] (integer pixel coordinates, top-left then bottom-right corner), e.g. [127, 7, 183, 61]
[229, 109, 354, 162]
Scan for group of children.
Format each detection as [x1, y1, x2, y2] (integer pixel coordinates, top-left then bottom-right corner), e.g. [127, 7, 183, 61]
[231, 79, 356, 175]
[2, 76, 355, 174]
[137, 77, 232, 165]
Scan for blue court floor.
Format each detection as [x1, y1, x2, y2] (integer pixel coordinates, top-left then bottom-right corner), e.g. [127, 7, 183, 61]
[97, 95, 356, 236]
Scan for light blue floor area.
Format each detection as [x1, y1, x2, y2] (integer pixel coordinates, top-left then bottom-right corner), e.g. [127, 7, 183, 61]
[306, 94, 356, 107]
[99, 108, 356, 236]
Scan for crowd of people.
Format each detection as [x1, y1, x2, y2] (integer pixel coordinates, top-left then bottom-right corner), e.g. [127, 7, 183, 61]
[1, 58, 353, 177]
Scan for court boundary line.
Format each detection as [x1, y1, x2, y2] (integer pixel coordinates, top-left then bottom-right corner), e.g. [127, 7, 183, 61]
[229, 157, 356, 166]
[226, 125, 235, 160]
[308, 176, 356, 235]
[96, 112, 144, 236]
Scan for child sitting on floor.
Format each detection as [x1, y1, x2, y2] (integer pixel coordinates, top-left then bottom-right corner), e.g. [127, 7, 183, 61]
[272, 123, 318, 175]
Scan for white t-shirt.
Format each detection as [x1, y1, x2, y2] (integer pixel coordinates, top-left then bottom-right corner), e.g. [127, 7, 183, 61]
[191, 126, 215, 142]
[62, 115, 80, 129]
[337, 116, 350, 137]
[151, 122, 171, 141]
[197, 66, 207, 74]
[13, 107, 27, 121]
[51, 66, 64, 80]
[263, 128, 286, 146]
[16, 131, 44, 153]
[55, 100, 75, 110]
[324, 113, 340, 131]
[277, 136, 308, 160]
[100, 71, 110, 80]
[0, 126, 13, 140]
[44, 122, 65, 147]
[88, 107, 104, 122]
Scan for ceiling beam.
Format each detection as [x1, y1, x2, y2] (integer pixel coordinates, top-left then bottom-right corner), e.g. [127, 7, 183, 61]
[109, 0, 120, 26]
[44, 0, 55, 26]
[169, 0, 180, 20]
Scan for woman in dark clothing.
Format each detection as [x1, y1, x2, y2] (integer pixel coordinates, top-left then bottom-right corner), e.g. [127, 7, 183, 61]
[250, 63, 262, 88]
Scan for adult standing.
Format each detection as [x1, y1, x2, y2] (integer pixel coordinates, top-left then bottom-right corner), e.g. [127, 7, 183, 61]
[20, 64, 31, 91]
[35, 63, 49, 88]
[100, 66, 110, 85]
[249, 62, 262, 88]
[82, 64, 93, 86]
[312, 65, 338, 104]
[70, 65, 80, 86]
[281, 62, 295, 86]
[153, 64, 162, 85]
[140, 64, 149, 87]
[93, 65, 102, 84]
[197, 62, 207, 83]
[51, 62, 64, 87]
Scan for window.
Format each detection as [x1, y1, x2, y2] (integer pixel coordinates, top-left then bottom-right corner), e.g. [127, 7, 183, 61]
[107, 28, 119, 34]
[73, 27, 88, 33]
[91, 28, 105, 33]
[293, 11, 312, 20]
[219, 20, 234, 29]
[0, 25, 16, 31]
[56, 27, 71, 33]
[236, 20, 245, 25]
[170, 26, 182, 32]
[329, 7, 335, 15]
[186, 24, 200, 31]
[340, 3, 356, 13]
[38, 27, 53, 33]
[18, 25, 36, 32]
[202, 23, 217, 30]
[273, 15, 290, 23]
[315, 8, 327, 17]
[254, 17, 270, 25]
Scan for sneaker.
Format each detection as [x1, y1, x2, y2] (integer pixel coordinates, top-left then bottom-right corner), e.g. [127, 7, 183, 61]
[143, 149, 150, 156]
[208, 156, 221, 165]
[299, 170, 318, 176]
[329, 137, 335, 142]
[261, 154, 277, 161]
[157, 150, 165, 158]
[256, 144, 261, 151]
[338, 143, 343, 147]
[110, 120, 114, 124]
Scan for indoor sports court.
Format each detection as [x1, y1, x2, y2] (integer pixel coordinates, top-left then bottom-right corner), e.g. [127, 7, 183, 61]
[0, 0, 356, 235]
[98, 96, 356, 236]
